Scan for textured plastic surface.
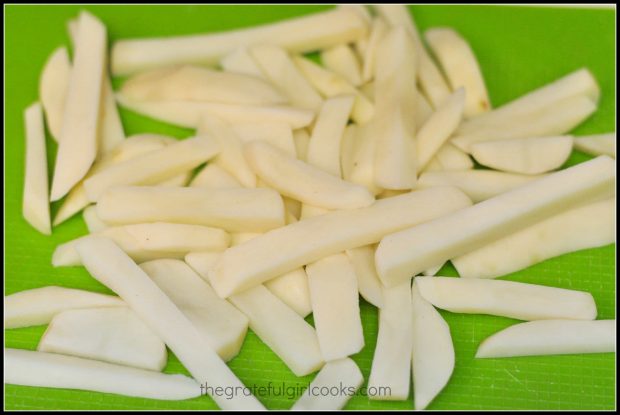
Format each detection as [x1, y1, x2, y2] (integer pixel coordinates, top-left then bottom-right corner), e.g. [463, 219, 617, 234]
[4, 4, 615, 410]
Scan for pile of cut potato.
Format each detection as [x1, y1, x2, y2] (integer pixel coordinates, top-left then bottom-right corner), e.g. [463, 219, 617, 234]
[8, 5, 616, 410]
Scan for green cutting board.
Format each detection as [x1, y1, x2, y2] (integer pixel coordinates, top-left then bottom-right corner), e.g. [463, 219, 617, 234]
[4, 5, 616, 410]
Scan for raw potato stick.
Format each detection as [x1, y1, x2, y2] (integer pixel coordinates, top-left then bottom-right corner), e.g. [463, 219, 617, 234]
[453, 199, 616, 279]
[306, 96, 355, 176]
[373, 26, 418, 190]
[411, 282, 454, 410]
[345, 246, 384, 308]
[232, 122, 297, 157]
[52, 222, 230, 266]
[476, 320, 616, 358]
[50, 11, 106, 201]
[83, 205, 108, 232]
[22, 103, 51, 235]
[368, 281, 412, 400]
[250, 45, 323, 110]
[373, 5, 452, 108]
[116, 94, 315, 129]
[321, 44, 363, 86]
[451, 95, 597, 152]
[425, 28, 491, 117]
[293, 55, 374, 124]
[416, 277, 597, 321]
[417, 88, 465, 169]
[75, 237, 264, 409]
[190, 163, 241, 188]
[229, 284, 324, 377]
[458, 68, 600, 135]
[38, 306, 167, 371]
[574, 133, 616, 158]
[96, 186, 285, 232]
[423, 143, 474, 172]
[39, 47, 70, 142]
[111, 7, 368, 75]
[291, 358, 364, 410]
[5, 349, 201, 401]
[120, 65, 286, 105]
[219, 47, 266, 78]
[83, 137, 220, 201]
[361, 17, 389, 83]
[340, 124, 359, 182]
[244, 141, 375, 210]
[376, 156, 615, 284]
[5, 286, 123, 329]
[293, 128, 311, 161]
[140, 259, 248, 362]
[417, 170, 543, 203]
[53, 134, 178, 226]
[198, 115, 256, 187]
[209, 187, 471, 298]
[470, 136, 573, 175]
[306, 254, 364, 361]
[415, 92, 435, 129]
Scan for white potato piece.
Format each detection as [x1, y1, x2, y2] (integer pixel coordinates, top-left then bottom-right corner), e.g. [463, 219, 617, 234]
[75, 237, 263, 409]
[376, 156, 616, 284]
[82, 205, 108, 232]
[345, 246, 384, 308]
[321, 44, 363, 86]
[451, 95, 597, 152]
[22, 103, 51, 235]
[264, 268, 312, 318]
[5, 286, 123, 329]
[423, 143, 473, 172]
[470, 136, 573, 175]
[209, 187, 471, 298]
[417, 88, 465, 170]
[121, 65, 285, 105]
[415, 91, 435, 131]
[347, 121, 383, 194]
[417, 170, 542, 203]
[244, 141, 374, 210]
[84, 137, 220, 201]
[53, 134, 178, 226]
[291, 358, 363, 410]
[5, 349, 201, 400]
[373, 26, 418, 190]
[307, 96, 355, 176]
[411, 282, 454, 410]
[251, 45, 322, 110]
[50, 12, 106, 201]
[476, 320, 616, 358]
[97, 186, 285, 232]
[372, 5, 451, 109]
[361, 17, 389, 83]
[197, 115, 255, 187]
[190, 163, 241, 188]
[140, 259, 248, 362]
[116, 94, 315, 129]
[453, 199, 615, 279]
[229, 284, 324, 377]
[38, 306, 166, 371]
[184, 251, 222, 282]
[338, 5, 371, 57]
[39, 47, 70, 142]
[52, 222, 230, 266]
[425, 28, 490, 117]
[368, 281, 412, 400]
[111, 7, 368, 75]
[416, 276, 596, 321]
[423, 264, 444, 276]
[219, 47, 265, 78]
[306, 254, 364, 361]
[293, 56, 374, 124]
[574, 133, 616, 158]
[293, 128, 311, 161]
[232, 122, 297, 157]
[340, 124, 359, 181]
[458, 68, 600, 135]
[68, 16, 124, 155]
